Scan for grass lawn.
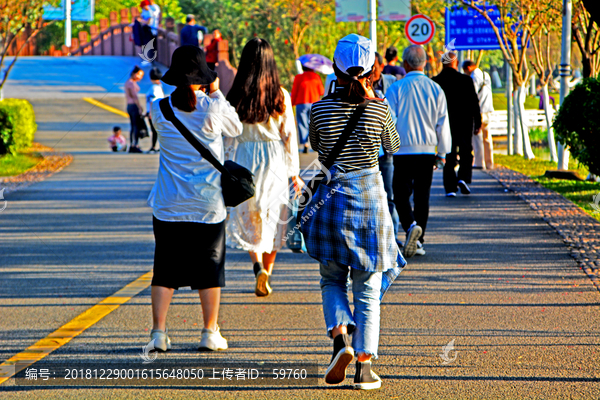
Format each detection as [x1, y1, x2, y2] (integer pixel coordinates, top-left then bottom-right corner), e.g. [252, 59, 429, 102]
[0, 152, 43, 177]
[492, 93, 540, 110]
[495, 154, 600, 222]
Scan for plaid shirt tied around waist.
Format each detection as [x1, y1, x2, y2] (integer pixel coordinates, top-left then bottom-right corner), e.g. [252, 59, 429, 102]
[300, 165, 406, 272]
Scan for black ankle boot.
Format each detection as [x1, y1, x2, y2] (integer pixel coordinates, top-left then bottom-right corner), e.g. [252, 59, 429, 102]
[353, 360, 381, 390]
[325, 333, 354, 384]
[253, 262, 263, 277]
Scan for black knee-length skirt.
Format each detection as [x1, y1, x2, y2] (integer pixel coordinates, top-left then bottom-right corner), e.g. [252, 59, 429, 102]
[152, 216, 226, 290]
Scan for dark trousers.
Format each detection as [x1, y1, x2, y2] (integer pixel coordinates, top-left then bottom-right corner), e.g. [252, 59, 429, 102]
[127, 104, 140, 148]
[443, 136, 473, 193]
[378, 154, 400, 237]
[148, 115, 158, 150]
[393, 154, 436, 243]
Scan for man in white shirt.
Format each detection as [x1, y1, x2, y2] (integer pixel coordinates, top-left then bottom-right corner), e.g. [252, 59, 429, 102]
[386, 45, 451, 258]
[146, 67, 165, 153]
[463, 60, 494, 169]
[141, 0, 161, 36]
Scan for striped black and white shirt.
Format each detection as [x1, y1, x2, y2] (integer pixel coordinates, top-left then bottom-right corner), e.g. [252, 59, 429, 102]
[309, 87, 400, 172]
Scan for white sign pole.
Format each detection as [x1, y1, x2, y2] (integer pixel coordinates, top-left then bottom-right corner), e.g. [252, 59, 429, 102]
[65, 0, 72, 48]
[557, 0, 572, 170]
[370, 0, 377, 51]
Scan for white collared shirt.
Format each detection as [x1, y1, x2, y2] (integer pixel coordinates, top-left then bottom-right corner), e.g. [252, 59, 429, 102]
[471, 68, 494, 113]
[148, 90, 243, 223]
[385, 70, 451, 157]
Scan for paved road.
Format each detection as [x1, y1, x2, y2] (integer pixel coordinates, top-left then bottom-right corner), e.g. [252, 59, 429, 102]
[0, 57, 599, 399]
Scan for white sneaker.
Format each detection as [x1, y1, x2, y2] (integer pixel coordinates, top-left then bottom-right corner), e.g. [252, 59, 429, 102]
[353, 360, 382, 390]
[446, 192, 457, 197]
[403, 224, 422, 258]
[458, 180, 471, 194]
[255, 268, 272, 297]
[198, 325, 228, 351]
[150, 329, 171, 352]
[415, 241, 426, 256]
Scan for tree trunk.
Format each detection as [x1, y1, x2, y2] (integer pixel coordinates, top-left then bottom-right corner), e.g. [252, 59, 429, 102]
[542, 84, 558, 162]
[517, 84, 535, 160]
[581, 55, 593, 78]
[557, 143, 570, 170]
[513, 89, 523, 155]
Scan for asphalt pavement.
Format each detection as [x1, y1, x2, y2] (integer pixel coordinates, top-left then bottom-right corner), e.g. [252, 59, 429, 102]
[0, 57, 599, 399]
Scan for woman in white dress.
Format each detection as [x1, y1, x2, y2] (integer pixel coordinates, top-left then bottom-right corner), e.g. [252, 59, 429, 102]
[226, 38, 302, 297]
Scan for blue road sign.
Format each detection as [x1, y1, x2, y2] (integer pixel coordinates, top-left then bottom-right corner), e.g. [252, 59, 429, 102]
[44, 0, 95, 22]
[445, 5, 522, 50]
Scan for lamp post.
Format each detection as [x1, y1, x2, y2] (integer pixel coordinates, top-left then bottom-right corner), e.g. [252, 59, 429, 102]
[506, 58, 513, 155]
[65, 0, 72, 48]
[370, 0, 377, 50]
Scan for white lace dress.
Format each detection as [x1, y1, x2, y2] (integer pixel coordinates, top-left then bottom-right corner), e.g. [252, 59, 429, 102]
[226, 88, 300, 253]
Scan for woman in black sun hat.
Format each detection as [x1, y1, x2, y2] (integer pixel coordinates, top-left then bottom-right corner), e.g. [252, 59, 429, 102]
[146, 45, 243, 352]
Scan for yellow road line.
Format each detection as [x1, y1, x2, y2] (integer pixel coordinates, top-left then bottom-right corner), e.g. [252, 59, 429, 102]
[83, 97, 129, 118]
[0, 271, 153, 385]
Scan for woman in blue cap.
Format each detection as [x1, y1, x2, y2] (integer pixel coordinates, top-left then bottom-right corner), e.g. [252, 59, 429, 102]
[301, 34, 404, 390]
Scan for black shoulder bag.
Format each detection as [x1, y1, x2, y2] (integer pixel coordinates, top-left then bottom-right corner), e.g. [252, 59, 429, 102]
[297, 98, 370, 214]
[158, 97, 255, 207]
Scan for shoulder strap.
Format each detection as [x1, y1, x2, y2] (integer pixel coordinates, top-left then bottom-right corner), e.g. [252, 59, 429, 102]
[321, 100, 370, 170]
[158, 97, 230, 177]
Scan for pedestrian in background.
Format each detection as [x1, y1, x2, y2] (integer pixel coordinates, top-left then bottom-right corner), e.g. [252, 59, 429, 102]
[383, 46, 406, 79]
[146, 67, 165, 153]
[386, 45, 451, 258]
[291, 65, 324, 153]
[124, 65, 144, 153]
[205, 29, 222, 70]
[463, 60, 495, 169]
[146, 0, 161, 36]
[432, 52, 481, 196]
[371, 52, 400, 243]
[180, 14, 208, 48]
[146, 46, 243, 352]
[302, 34, 403, 390]
[226, 38, 302, 297]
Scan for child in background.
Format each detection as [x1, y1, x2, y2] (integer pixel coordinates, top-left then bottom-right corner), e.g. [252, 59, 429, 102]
[108, 126, 127, 152]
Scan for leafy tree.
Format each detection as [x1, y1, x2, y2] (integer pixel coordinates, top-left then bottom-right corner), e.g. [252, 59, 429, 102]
[457, 0, 563, 159]
[155, 0, 183, 21]
[573, 0, 600, 78]
[529, 0, 562, 161]
[0, 0, 47, 96]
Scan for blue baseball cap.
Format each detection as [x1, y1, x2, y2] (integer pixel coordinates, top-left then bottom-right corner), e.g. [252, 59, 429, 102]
[333, 34, 375, 76]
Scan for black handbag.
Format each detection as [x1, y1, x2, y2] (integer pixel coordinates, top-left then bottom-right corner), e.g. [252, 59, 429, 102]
[297, 98, 370, 215]
[158, 97, 255, 207]
[137, 115, 149, 139]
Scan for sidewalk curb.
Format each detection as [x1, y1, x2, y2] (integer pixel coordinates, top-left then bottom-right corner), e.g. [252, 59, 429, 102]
[487, 167, 600, 292]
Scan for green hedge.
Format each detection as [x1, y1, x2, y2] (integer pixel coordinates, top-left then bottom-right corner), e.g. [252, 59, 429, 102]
[0, 99, 37, 155]
[553, 78, 600, 176]
[0, 107, 14, 155]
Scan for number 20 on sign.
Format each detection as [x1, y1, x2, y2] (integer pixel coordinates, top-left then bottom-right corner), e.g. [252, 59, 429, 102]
[405, 14, 435, 45]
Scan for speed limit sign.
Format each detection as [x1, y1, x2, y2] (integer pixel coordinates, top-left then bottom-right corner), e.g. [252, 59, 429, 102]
[405, 14, 435, 45]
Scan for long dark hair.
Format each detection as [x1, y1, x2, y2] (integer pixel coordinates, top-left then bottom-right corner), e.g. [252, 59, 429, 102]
[227, 38, 285, 123]
[171, 85, 200, 112]
[334, 64, 373, 104]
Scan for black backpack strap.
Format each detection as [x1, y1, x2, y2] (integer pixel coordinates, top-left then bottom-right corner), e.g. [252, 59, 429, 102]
[158, 97, 231, 178]
[321, 100, 370, 170]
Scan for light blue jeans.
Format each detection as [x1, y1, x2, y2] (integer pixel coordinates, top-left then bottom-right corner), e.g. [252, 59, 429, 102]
[295, 103, 311, 145]
[320, 260, 382, 358]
